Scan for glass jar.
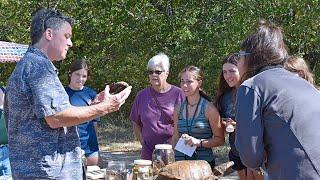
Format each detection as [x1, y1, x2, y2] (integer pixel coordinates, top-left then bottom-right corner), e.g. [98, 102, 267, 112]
[132, 160, 153, 180]
[105, 161, 127, 180]
[152, 144, 175, 175]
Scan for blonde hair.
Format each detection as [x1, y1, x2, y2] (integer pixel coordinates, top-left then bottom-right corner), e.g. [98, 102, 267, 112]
[284, 56, 315, 85]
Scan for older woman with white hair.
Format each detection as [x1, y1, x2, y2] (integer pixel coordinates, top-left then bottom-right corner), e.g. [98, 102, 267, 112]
[130, 53, 185, 160]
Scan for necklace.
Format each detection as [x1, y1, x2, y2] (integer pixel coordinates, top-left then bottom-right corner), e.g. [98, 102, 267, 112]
[188, 102, 198, 107]
[185, 96, 201, 135]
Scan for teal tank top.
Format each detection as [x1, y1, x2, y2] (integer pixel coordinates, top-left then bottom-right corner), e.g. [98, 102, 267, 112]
[175, 96, 215, 165]
[0, 109, 8, 144]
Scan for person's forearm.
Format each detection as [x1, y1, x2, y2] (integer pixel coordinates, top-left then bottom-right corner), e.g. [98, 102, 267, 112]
[132, 123, 143, 144]
[45, 85, 132, 129]
[171, 131, 179, 147]
[45, 102, 111, 128]
[171, 137, 178, 148]
[201, 136, 225, 148]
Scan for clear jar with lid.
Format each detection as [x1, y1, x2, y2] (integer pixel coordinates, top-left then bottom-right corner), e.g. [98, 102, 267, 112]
[152, 144, 175, 175]
[132, 159, 153, 180]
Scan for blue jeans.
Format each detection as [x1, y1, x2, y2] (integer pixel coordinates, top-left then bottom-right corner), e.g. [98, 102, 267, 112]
[0, 145, 11, 178]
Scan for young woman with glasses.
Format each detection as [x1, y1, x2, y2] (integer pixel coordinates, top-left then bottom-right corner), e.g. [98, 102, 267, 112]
[235, 20, 320, 179]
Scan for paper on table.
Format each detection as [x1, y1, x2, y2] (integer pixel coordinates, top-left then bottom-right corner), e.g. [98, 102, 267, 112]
[174, 137, 196, 157]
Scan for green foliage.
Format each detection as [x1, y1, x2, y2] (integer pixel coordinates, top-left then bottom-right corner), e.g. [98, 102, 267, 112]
[1, 0, 319, 125]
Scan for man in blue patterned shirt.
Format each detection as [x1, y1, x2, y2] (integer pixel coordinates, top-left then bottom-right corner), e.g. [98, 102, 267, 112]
[4, 8, 131, 179]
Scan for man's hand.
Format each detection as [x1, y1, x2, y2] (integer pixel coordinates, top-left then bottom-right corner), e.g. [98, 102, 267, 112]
[45, 84, 131, 128]
[92, 82, 131, 104]
[102, 85, 132, 113]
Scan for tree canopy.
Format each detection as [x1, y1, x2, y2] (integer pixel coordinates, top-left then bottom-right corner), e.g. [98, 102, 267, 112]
[1, 0, 319, 125]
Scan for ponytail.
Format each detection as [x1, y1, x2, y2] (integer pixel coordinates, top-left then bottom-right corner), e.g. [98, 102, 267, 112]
[199, 89, 212, 102]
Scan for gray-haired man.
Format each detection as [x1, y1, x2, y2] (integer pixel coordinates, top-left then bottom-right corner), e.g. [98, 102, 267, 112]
[4, 8, 131, 179]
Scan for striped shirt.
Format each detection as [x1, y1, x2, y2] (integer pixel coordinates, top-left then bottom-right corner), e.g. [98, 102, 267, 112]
[175, 97, 215, 164]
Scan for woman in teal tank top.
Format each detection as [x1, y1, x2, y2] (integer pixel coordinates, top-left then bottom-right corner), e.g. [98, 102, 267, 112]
[171, 66, 225, 168]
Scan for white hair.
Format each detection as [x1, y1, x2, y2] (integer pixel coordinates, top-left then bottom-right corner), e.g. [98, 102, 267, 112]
[147, 53, 170, 71]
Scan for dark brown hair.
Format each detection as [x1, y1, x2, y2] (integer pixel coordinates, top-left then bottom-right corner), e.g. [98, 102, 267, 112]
[31, 8, 73, 45]
[215, 53, 239, 113]
[68, 59, 90, 83]
[240, 20, 288, 82]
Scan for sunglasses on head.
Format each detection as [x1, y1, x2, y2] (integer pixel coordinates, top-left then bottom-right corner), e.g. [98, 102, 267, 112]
[147, 70, 164, 75]
[42, 11, 64, 31]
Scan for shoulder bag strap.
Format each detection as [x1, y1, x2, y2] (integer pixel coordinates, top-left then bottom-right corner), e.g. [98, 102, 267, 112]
[150, 88, 174, 125]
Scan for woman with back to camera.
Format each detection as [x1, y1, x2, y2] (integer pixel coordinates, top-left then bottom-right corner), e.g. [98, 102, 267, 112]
[65, 59, 100, 166]
[216, 53, 265, 180]
[130, 53, 185, 160]
[171, 65, 224, 169]
[235, 20, 320, 179]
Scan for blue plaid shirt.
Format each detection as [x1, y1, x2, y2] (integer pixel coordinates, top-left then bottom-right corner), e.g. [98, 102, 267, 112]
[4, 46, 82, 179]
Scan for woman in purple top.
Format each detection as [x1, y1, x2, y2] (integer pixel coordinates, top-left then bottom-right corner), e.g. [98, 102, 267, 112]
[130, 53, 184, 160]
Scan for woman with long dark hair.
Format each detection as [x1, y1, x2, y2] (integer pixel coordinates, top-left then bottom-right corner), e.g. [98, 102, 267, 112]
[216, 54, 264, 180]
[235, 20, 320, 179]
[216, 54, 244, 179]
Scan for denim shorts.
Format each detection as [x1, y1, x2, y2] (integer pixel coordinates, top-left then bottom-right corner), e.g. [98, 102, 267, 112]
[86, 151, 99, 158]
[0, 145, 12, 177]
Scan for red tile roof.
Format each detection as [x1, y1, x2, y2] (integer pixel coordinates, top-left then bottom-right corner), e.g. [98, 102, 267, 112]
[0, 41, 28, 63]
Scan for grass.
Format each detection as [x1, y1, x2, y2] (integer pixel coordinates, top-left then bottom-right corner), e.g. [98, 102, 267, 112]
[98, 122, 141, 152]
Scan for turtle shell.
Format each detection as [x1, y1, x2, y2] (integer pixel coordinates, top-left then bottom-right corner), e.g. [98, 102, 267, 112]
[155, 160, 215, 180]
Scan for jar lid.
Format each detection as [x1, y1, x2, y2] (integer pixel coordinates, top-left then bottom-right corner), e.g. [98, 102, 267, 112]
[134, 159, 152, 165]
[155, 144, 172, 150]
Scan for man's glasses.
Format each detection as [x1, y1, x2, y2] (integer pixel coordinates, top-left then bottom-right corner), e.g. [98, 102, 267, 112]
[147, 70, 164, 75]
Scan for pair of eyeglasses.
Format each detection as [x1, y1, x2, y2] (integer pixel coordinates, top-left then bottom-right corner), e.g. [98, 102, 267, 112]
[147, 70, 164, 75]
[235, 51, 251, 58]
